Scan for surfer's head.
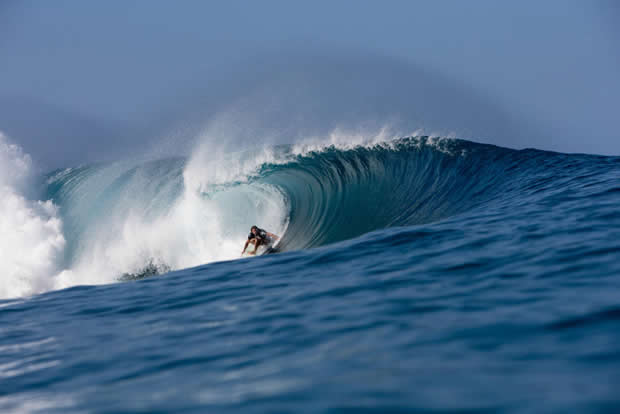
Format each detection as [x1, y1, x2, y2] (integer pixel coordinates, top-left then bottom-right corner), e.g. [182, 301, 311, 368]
[251, 225, 258, 234]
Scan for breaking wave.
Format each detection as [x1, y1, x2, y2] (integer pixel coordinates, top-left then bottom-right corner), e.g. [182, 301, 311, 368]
[1, 130, 605, 298]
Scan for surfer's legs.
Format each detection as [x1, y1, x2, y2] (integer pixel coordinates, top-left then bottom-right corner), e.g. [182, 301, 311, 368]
[252, 239, 263, 253]
[247, 238, 272, 255]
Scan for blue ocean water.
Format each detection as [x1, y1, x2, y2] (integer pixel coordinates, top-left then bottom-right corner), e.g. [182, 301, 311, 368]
[2, 137, 620, 413]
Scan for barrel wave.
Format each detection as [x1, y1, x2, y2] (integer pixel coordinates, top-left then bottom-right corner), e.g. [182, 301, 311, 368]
[36, 137, 511, 286]
[37, 135, 618, 290]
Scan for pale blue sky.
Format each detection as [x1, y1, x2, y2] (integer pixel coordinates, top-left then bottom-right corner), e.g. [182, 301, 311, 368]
[1, 0, 618, 166]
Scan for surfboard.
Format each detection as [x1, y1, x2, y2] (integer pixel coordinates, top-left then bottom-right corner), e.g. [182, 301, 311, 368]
[241, 243, 279, 258]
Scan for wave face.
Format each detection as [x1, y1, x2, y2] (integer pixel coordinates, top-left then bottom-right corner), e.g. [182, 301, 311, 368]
[33, 137, 518, 289]
[264, 138, 513, 250]
[2, 133, 620, 412]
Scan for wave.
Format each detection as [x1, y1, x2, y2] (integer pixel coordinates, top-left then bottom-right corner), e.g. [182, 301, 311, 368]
[42, 137, 516, 281]
[2, 131, 612, 298]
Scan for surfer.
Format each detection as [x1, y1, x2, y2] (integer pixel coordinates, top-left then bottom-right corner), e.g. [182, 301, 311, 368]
[242, 225, 279, 256]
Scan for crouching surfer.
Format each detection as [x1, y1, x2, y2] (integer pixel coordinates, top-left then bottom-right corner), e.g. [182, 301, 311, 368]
[242, 226, 280, 256]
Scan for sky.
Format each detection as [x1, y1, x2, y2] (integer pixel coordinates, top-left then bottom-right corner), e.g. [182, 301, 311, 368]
[0, 0, 618, 168]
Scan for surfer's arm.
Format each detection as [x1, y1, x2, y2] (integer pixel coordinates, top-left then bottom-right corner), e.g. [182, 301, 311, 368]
[242, 240, 250, 254]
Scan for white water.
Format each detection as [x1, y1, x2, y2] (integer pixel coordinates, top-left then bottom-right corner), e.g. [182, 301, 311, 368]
[0, 132, 65, 298]
[60, 169, 288, 288]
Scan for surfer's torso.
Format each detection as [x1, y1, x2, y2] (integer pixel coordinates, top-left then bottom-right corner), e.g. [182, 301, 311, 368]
[248, 228, 272, 244]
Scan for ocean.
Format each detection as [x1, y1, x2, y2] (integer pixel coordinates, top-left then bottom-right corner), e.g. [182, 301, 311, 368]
[1, 135, 620, 413]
